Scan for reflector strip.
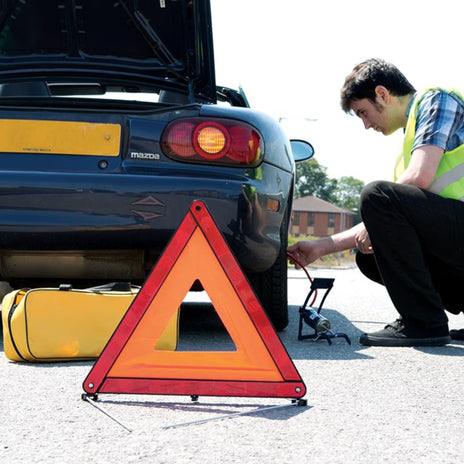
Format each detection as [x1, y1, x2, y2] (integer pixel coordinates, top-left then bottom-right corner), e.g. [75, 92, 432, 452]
[83, 201, 306, 400]
[0, 119, 121, 156]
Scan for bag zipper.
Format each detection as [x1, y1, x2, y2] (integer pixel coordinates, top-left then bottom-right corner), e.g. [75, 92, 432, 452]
[7, 291, 28, 361]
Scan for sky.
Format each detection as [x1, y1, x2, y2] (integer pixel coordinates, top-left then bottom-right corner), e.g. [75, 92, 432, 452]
[210, 0, 464, 184]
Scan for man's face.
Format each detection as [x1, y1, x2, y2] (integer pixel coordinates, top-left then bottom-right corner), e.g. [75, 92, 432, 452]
[350, 97, 396, 135]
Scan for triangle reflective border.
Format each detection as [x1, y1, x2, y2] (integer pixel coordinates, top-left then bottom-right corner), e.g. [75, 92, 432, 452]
[83, 201, 306, 399]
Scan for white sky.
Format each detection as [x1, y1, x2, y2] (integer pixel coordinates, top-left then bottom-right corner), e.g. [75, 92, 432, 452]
[210, 0, 464, 183]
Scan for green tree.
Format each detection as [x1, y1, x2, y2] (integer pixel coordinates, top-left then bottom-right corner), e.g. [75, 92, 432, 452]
[333, 176, 364, 224]
[294, 159, 338, 202]
[295, 161, 365, 224]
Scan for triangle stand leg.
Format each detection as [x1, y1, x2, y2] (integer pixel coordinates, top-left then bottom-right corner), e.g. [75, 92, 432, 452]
[162, 399, 308, 430]
[82, 394, 133, 433]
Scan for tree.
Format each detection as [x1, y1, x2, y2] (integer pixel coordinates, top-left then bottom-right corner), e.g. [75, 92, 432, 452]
[294, 161, 365, 225]
[333, 176, 364, 224]
[294, 159, 338, 202]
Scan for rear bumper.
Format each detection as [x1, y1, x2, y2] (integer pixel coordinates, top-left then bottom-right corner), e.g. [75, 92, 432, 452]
[0, 165, 292, 280]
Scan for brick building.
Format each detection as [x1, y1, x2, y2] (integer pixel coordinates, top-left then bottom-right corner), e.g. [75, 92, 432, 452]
[291, 195, 355, 237]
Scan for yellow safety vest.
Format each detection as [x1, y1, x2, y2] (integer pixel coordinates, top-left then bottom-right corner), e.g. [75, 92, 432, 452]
[394, 87, 464, 201]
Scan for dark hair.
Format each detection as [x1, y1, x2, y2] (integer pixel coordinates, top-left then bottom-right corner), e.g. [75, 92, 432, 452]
[340, 58, 416, 113]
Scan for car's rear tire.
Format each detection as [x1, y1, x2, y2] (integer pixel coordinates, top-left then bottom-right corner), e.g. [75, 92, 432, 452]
[0, 281, 13, 300]
[247, 213, 289, 331]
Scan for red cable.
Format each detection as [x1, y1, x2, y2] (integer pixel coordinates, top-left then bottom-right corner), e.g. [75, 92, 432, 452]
[286, 251, 318, 306]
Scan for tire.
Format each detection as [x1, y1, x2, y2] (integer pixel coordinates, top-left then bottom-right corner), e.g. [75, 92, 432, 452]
[0, 280, 13, 300]
[247, 212, 289, 331]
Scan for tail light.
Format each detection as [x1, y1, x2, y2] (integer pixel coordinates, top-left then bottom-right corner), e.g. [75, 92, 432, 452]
[161, 117, 263, 167]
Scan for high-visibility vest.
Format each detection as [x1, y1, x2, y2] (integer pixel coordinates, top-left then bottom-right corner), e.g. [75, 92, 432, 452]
[394, 87, 464, 201]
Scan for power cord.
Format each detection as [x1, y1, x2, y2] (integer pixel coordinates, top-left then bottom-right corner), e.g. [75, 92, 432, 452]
[286, 251, 317, 306]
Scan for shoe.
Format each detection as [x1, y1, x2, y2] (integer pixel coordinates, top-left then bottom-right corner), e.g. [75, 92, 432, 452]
[359, 319, 451, 347]
[450, 329, 464, 341]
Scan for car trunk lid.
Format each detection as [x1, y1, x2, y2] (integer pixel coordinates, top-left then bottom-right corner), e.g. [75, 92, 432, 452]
[0, 0, 216, 103]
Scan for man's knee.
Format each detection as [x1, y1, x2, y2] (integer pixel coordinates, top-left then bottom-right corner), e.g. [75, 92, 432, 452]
[359, 180, 410, 223]
[360, 180, 394, 210]
[356, 251, 384, 285]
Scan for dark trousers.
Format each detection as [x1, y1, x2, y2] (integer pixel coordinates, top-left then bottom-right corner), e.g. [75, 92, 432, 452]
[356, 180, 464, 329]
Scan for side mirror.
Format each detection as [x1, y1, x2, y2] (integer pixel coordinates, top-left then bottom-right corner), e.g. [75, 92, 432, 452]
[290, 139, 314, 162]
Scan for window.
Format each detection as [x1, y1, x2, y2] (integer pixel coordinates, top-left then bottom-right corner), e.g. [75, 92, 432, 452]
[307, 212, 314, 226]
[328, 213, 335, 227]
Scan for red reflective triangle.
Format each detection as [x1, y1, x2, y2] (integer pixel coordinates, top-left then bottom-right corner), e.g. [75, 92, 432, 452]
[83, 201, 306, 399]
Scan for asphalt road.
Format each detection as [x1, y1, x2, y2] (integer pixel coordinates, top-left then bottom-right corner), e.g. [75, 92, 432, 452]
[1, 266, 464, 463]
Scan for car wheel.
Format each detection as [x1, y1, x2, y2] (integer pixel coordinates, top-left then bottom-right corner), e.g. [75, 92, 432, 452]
[0, 280, 13, 300]
[247, 212, 289, 331]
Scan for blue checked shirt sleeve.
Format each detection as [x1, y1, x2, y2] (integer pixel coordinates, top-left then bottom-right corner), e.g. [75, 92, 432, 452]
[413, 90, 464, 153]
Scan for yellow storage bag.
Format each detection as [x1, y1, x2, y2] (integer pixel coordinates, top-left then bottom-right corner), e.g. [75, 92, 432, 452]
[2, 284, 179, 362]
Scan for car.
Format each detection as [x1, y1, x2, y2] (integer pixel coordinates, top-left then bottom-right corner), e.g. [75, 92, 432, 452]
[0, 0, 313, 330]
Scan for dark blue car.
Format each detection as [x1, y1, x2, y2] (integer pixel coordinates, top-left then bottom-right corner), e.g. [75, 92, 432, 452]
[0, 0, 313, 330]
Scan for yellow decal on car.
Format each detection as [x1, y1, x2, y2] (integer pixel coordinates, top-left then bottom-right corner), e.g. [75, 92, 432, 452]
[0, 119, 121, 156]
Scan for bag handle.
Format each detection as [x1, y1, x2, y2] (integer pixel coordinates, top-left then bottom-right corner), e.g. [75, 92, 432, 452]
[58, 282, 140, 293]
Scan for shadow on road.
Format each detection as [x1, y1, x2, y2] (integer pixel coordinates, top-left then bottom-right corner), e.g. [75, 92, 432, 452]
[178, 302, 375, 361]
[3, 301, 463, 362]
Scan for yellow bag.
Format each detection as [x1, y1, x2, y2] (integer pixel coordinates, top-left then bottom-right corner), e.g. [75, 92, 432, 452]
[2, 284, 179, 362]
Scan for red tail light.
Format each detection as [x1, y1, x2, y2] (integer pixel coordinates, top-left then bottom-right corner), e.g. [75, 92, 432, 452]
[161, 118, 263, 166]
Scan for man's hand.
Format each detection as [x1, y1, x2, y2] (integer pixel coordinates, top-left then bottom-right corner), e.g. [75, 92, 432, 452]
[355, 224, 373, 254]
[288, 222, 364, 267]
[287, 240, 327, 268]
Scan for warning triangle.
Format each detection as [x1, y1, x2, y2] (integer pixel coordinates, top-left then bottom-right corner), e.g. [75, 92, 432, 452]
[83, 201, 306, 399]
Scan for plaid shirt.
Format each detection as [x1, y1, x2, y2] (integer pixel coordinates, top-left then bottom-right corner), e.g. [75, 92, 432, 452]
[412, 89, 464, 153]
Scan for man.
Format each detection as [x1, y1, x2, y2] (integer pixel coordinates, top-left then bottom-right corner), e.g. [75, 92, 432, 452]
[288, 58, 464, 347]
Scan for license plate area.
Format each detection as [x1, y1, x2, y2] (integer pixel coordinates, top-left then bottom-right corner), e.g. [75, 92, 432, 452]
[0, 119, 121, 156]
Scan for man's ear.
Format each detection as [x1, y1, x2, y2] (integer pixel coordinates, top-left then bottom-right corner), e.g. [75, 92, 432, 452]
[375, 85, 391, 104]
